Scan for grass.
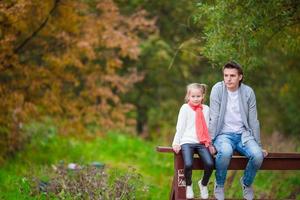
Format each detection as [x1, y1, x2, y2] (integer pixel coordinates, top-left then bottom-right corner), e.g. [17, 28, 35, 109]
[0, 121, 174, 199]
[0, 121, 300, 199]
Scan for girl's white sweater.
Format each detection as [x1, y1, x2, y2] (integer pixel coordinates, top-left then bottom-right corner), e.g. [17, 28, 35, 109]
[172, 103, 209, 146]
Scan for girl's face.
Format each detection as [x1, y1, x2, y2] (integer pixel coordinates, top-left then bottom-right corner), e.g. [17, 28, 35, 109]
[188, 88, 204, 106]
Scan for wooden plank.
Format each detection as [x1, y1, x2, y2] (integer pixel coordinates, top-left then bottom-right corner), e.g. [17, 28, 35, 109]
[156, 146, 300, 170]
[157, 146, 174, 153]
[156, 146, 300, 158]
[191, 157, 300, 170]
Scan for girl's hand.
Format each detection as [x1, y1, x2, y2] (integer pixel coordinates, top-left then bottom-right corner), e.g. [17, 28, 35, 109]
[262, 149, 268, 157]
[208, 144, 217, 155]
[172, 145, 181, 154]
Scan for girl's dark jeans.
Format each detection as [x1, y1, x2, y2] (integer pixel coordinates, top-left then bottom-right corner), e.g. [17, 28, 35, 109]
[181, 143, 214, 186]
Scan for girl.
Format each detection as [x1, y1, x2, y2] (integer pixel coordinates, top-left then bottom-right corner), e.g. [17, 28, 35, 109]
[172, 83, 215, 199]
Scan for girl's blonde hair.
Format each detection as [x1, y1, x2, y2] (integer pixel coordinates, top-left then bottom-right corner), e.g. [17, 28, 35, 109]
[184, 83, 208, 103]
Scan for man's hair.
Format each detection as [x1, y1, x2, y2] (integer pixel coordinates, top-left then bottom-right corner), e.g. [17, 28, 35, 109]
[223, 61, 243, 84]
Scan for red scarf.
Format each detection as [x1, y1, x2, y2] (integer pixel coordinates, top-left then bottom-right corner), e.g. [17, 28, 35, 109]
[188, 102, 211, 147]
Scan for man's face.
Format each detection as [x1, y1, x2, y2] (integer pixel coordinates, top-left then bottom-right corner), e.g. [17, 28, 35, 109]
[223, 68, 243, 91]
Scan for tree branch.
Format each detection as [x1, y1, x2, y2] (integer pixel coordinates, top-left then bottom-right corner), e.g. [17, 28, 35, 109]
[14, 0, 61, 53]
[1, 0, 61, 72]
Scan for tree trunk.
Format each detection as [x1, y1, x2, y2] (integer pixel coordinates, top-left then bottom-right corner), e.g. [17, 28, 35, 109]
[136, 106, 149, 139]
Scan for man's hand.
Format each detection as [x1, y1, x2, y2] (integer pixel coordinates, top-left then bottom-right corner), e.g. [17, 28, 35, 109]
[262, 149, 268, 157]
[172, 145, 181, 154]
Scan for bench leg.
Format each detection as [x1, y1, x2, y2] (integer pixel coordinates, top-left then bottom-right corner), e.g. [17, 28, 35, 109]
[170, 175, 175, 200]
[174, 153, 187, 200]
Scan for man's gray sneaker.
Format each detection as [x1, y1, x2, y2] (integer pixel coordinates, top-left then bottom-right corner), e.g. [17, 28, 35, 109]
[214, 182, 225, 200]
[240, 177, 254, 200]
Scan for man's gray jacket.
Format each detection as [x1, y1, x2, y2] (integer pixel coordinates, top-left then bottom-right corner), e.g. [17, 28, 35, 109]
[209, 81, 261, 146]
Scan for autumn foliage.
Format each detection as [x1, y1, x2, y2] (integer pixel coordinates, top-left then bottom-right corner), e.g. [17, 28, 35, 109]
[0, 0, 156, 161]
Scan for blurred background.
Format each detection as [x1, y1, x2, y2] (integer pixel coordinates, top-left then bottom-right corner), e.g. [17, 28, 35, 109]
[0, 0, 299, 199]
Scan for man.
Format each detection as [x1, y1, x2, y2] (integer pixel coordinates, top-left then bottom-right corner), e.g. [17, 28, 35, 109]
[209, 61, 267, 200]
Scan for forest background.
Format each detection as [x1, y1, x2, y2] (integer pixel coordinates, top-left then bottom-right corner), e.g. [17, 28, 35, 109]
[0, 0, 300, 199]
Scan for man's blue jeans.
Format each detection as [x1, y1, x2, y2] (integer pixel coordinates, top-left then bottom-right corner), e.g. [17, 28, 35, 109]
[213, 133, 264, 187]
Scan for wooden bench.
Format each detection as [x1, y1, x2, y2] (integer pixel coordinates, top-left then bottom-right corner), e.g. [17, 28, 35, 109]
[157, 146, 300, 200]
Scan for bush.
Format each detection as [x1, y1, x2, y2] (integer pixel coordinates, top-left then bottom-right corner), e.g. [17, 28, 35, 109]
[28, 163, 148, 200]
